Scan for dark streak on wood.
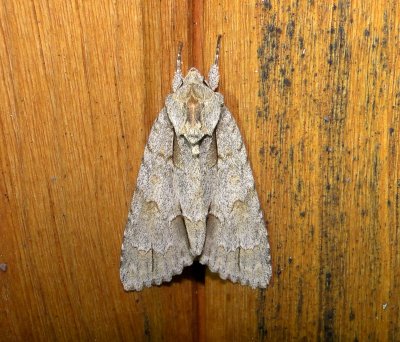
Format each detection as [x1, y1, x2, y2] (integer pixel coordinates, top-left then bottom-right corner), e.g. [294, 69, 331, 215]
[261, 0, 272, 11]
[257, 18, 281, 121]
[296, 278, 303, 317]
[257, 289, 267, 341]
[319, 1, 351, 340]
[286, 19, 295, 39]
[349, 308, 355, 321]
[143, 314, 151, 342]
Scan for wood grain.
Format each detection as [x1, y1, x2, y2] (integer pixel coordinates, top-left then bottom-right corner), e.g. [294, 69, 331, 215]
[203, 0, 400, 341]
[0, 1, 195, 341]
[0, 0, 399, 341]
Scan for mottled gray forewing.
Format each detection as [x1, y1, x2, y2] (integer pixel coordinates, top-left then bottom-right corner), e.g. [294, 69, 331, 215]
[199, 107, 272, 288]
[120, 109, 193, 291]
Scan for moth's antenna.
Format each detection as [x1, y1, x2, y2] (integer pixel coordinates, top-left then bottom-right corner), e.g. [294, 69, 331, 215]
[172, 42, 184, 92]
[207, 34, 222, 91]
[176, 41, 183, 72]
[213, 34, 222, 66]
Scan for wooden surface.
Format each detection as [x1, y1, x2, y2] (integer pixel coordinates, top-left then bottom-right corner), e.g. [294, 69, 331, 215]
[1, 0, 399, 341]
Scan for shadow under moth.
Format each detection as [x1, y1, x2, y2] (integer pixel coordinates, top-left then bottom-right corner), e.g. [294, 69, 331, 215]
[120, 36, 272, 291]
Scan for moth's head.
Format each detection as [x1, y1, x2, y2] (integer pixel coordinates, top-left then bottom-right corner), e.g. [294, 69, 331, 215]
[183, 67, 204, 84]
[166, 36, 223, 150]
[171, 35, 222, 93]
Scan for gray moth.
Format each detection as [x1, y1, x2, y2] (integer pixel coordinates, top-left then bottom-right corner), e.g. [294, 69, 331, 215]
[120, 36, 272, 291]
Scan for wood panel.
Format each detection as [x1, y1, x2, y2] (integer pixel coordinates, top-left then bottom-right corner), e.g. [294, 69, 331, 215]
[1, 0, 399, 341]
[0, 1, 195, 341]
[203, 0, 400, 341]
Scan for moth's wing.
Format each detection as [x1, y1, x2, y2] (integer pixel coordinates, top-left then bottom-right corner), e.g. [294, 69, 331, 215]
[199, 107, 272, 288]
[120, 108, 193, 291]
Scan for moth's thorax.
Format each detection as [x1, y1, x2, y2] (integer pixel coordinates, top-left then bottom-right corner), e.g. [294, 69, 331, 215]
[181, 89, 204, 147]
[166, 68, 223, 155]
[187, 92, 202, 125]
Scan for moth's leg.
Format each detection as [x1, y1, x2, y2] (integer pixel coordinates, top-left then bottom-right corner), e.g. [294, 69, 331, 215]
[172, 42, 184, 92]
[207, 34, 222, 91]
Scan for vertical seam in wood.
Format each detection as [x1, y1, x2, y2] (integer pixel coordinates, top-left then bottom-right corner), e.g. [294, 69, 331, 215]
[189, 3, 206, 342]
[191, 0, 204, 71]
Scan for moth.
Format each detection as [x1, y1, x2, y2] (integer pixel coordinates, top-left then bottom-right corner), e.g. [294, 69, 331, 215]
[120, 36, 272, 291]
